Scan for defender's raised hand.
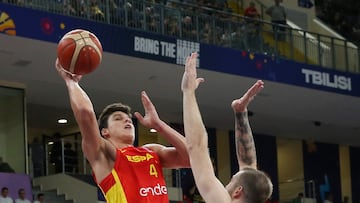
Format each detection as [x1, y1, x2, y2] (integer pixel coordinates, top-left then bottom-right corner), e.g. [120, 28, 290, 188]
[231, 80, 264, 113]
[181, 52, 204, 93]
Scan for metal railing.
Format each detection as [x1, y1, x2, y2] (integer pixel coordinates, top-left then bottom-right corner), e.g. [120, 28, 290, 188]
[3, 0, 359, 73]
[29, 135, 182, 191]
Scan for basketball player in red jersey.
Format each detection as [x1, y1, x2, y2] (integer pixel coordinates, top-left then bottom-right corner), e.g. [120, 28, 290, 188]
[55, 59, 190, 203]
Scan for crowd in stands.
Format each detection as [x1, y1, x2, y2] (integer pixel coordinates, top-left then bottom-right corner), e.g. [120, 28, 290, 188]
[1, 0, 269, 52]
[1, 0, 356, 69]
[315, 0, 360, 45]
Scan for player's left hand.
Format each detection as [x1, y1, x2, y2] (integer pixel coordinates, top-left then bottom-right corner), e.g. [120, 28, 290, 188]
[231, 80, 264, 112]
[134, 91, 161, 130]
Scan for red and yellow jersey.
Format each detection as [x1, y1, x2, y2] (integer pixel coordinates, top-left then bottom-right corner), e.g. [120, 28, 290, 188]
[97, 146, 169, 203]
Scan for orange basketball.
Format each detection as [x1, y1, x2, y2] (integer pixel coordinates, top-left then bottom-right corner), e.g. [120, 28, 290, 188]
[57, 29, 103, 75]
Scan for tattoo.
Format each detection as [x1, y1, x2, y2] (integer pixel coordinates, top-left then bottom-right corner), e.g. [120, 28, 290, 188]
[235, 112, 256, 166]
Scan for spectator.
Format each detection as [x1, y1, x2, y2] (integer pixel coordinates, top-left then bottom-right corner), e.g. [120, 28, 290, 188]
[50, 133, 63, 173]
[244, 1, 260, 19]
[266, 0, 287, 41]
[90, 0, 105, 21]
[181, 15, 197, 40]
[0, 187, 13, 203]
[164, 16, 180, 37]
[291, 192, 304, 203]
[15, 188, 31, 203]
[244, 1, 262, 51]
[200, 21, 214, 44]
[30, 137, 45, 177]
[33, 193, 45, 203]
[231, 23, 247, 50]
[0, 157, 14, 173]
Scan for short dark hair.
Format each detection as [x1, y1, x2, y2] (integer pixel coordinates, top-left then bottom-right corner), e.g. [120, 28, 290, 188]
[18, 188, 25, 194]
[1, 187, 8, 192]
[37, 193, 44, 199]
[98, 103, 132, 134]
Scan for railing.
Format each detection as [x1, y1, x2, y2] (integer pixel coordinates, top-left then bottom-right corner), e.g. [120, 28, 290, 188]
[29, 135, 182, 191]
[3, 0, 359, 73]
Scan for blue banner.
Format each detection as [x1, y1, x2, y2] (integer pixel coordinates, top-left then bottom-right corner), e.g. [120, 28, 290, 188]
[1, 3, 359, 97]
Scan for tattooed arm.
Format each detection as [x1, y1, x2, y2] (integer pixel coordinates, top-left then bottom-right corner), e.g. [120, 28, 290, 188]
[231, 80, 264, 169]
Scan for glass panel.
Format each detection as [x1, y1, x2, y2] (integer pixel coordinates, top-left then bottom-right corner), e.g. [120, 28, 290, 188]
[0, 85, 26, 173]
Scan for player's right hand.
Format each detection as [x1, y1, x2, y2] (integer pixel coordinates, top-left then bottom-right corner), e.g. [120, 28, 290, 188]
[55, 58, 82, 83]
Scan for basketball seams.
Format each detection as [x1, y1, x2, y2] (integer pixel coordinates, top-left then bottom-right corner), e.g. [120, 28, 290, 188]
[67, 31, 86, 73]
[57, 29, 102, 75]
[58, 39, 76, 70]
[81, 32, 102, 62]
[68, 31, 101, 73]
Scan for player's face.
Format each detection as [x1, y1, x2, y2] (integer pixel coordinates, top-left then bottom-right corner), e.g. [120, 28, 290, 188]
[107, 111, 135, 140]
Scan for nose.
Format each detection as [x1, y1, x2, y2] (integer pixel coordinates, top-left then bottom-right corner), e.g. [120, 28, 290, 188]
[125, 117, 132, 124]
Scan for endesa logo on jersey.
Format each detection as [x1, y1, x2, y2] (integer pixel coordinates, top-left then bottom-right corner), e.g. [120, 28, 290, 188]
[139, 183, 167, 197]
[126, 153, 154, 163]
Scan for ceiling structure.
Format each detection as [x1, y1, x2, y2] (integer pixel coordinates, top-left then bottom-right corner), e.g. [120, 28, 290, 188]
[1, 34, 360, 146]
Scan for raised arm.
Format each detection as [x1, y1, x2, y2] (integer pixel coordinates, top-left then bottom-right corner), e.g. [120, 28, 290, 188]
[134, 91, 190, 168]
[182, 53, 231, 203]
[231, 80, 264, 170]
[55, 59, 107, 166]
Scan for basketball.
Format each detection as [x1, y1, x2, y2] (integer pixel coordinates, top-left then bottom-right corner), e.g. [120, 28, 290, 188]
[57, 29, 103, 75]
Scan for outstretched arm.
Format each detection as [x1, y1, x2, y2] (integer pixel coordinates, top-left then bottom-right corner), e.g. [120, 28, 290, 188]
[134, 91, 190, 168]
[231, 80, 264, 170]
[182, 53, 231, 203]
[55, 59, 108, 168]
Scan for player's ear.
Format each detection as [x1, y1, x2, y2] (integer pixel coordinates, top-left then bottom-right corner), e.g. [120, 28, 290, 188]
[232, 186, 243, 199]
[101, 128, 110, 138]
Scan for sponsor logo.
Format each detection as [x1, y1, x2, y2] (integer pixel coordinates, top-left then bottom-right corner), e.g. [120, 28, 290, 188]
[126, 153, 154, 162]
[301, 68, 352, 91]
[139, 183, 167, 197]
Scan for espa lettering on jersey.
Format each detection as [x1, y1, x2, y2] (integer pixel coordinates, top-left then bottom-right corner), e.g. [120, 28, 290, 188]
[301, 68, 352, 91]
[126, 153, 154, 162]
[139, 183, 167, 197]
[133, 36, 200, 66]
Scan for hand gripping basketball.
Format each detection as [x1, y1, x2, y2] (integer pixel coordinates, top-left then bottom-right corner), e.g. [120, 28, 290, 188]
[57, 29, 103, 75]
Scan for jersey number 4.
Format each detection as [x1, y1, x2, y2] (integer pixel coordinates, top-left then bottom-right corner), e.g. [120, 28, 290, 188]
[149, 164, 158, 177]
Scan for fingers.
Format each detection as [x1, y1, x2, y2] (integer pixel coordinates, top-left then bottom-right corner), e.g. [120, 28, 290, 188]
[185, 52, 198, 71]
[231, 80, 264, 112]
[244, 80, 264, 98]
[133, 112, 144, 122]
[196, 78, 205, 87]
[141, 91, 152, 108]
[55, 58, 63, 71]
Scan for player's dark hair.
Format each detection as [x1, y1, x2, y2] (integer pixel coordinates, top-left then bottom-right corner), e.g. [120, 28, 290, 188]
[98, 103, 132, 136]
